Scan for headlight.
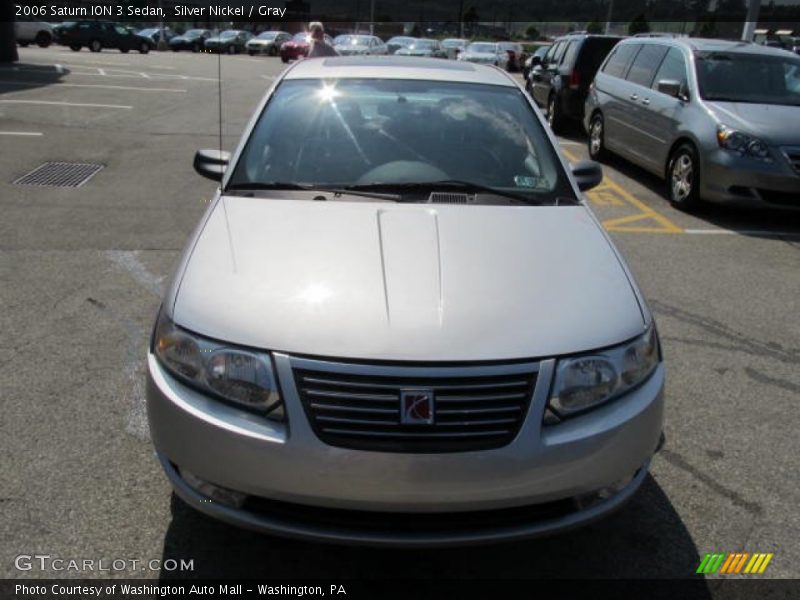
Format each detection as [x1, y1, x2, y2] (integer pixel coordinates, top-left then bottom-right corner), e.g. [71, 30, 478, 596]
[716, 125, 773, 162]
[547, 325, 659, 422]
[153, 311, 284, 420]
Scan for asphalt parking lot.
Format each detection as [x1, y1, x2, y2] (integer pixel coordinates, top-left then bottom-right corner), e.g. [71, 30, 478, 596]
[1, 46, 799, 586]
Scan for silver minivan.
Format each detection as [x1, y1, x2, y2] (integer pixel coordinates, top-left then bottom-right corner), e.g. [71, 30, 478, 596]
[584, 38, 800, 210]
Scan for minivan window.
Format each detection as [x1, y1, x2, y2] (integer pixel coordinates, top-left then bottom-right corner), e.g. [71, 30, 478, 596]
[696, 51, 800, 105]
[626, 44, 670, 87]
[578, 37, 622, 75]
[552, 41, 569, 65]
[544, 42, 562, 65]
[652, 47, 688, 89]
[602, 43, 641, 78]
[562, 42, 580, 68]
[229, 79, 575, 203]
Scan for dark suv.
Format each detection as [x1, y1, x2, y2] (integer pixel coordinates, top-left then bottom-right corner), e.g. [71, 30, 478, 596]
[56, 21, 155, 53]
[527, 34, 622, 132]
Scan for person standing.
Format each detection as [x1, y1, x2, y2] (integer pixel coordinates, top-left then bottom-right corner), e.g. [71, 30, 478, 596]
[307, 21, 338, 58]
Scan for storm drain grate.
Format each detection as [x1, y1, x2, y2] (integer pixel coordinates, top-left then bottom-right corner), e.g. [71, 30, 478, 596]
[13, 162, 104, 187]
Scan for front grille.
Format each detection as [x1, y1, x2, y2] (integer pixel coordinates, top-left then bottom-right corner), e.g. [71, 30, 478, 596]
[293, 360, 538, 453]
[782, 147, 800, 175]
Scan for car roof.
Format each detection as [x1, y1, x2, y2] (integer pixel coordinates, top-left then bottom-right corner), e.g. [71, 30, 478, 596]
[283, 56, 516, 87]
[618, 36, 796, 57]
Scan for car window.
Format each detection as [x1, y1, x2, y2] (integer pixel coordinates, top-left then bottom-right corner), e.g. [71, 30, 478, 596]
[602, 43, 641, 78]
[652, 47, 687, 89]
[552, 41, 569, 65]
[114, 26, 127, 35]
[577, 38, 621, 75]
[544, 42, 562, 64]
[229, 79, 575, 203]
[561, 41, 580, 68]
[696, 51, 800, 106]
[626, 44, 669, 87]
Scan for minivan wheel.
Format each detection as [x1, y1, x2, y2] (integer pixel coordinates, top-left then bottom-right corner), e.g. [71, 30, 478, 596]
[588, 113, 608, 161]
[668, 144, 701, 210]
[547, 94, 563, 133]
[35, 32, 52, 48]
[89, 39, 102, 53]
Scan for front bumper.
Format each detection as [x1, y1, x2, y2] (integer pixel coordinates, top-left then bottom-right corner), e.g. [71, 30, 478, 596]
[701, 149, 800, 207]
[148, 353, 664, 545]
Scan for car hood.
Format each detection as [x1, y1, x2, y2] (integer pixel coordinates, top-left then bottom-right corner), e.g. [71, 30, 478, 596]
[173, 198, 645, 361]
[708, 101, 800, 145]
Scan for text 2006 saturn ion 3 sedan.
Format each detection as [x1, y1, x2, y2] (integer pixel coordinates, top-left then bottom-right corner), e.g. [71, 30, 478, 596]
[147, 56, 665, 546]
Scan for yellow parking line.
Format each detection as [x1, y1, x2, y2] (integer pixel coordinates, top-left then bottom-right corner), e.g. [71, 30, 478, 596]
[562, 147, 684, 234]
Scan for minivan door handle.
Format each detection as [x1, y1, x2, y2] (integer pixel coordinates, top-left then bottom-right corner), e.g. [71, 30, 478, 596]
[629, 93, 639, 101]
[641, 97, 650, 105]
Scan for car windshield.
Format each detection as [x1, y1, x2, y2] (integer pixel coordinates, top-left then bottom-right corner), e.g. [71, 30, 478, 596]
[227, 78, 574, 205]
[220, 31, 239, 39]
[442, 39, 466, 48]
[293, 32, 309, 42]
[696, 51, 800, 105]
[468, 43, 496, 53]
[257, 32, 278, 40]
[338, 35, 371, 45]
[410, 40, 435, 50]
[388, 37, 414, 45]
[185, 29, 205, 37]
[138, 29, 157, 36]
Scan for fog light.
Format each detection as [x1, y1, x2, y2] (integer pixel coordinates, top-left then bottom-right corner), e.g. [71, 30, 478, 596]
[574, 473, 636, 510]
[180, 469, 247, 508]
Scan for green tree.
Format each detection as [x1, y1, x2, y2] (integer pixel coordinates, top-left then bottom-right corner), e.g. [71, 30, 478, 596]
[526, 25, 540, 40]
[586, 20, 603, 34]
[628, 13, 651, 35]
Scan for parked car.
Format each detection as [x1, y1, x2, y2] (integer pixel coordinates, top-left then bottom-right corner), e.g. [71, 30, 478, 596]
[280, 31, 334, 62]
[522, 45, 551, 80]
[137, 27, 175, 44]
[333, 34, 387, 56]
[15, 21, 54, 48]
[441, 38, 469, 59]
[169, 29, 213, 53]
[385, 36, 416, 54]
[585, 38, 800, 210]
[528, 34, 622, 132]
[394, 38, 447, 58]
[246, 31, 291, 56]
[457, 42, 509, 69]
[55, 21, 155, 53]
[149, 56, 664, 547]
[204, 30, 253, 54]
[498, 41, 526, 72]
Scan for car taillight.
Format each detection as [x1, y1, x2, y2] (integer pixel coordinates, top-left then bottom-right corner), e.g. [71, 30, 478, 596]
[569, 71, 581, 90]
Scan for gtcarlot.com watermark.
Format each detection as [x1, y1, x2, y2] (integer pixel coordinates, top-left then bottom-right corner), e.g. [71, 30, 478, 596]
[14, 554, 194, 573]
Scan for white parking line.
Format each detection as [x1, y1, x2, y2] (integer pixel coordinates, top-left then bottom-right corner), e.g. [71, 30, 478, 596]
[0, 131, 43, 136]
[0, 99, 132, 109]
[684, 228, 800, 237]
[0, 80, 186, 93]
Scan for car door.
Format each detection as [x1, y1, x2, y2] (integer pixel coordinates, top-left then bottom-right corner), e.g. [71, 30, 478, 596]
[642, 47, 691, 171]
[531, 41, 564, 106]
[619, 43, 670, 170]
[594, 42, 641, 159]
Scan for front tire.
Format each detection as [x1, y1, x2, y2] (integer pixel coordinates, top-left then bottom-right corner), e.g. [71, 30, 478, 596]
[667, 143, 701, 210]
[139, 42, 150, 54]
[70, 44, 81, 52]
[35, 32, 52, 48]
[269, 45, 277, 57]
[227, 45, 236, 55]
[588, 113, 609, 162]
[89, 39, 102, 53]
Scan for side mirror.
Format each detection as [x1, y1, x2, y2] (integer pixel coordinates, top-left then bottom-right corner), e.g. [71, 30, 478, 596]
[194, 149, 230, 181]
[571, 160, 603, 192]
[530, 55, 542, 66]
[656, 79, 687, 100]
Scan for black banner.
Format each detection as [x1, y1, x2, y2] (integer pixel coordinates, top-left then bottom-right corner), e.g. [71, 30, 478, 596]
[10, 0, 800, 23]
[2, 579, 800, 600]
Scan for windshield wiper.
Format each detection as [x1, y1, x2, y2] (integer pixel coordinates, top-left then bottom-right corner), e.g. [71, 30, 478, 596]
[224, 182, 400, 201]
[342, 180, 552, 204]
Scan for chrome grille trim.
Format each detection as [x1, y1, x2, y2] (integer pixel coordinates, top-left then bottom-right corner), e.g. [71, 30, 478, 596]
[290, 356, 539, 453]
